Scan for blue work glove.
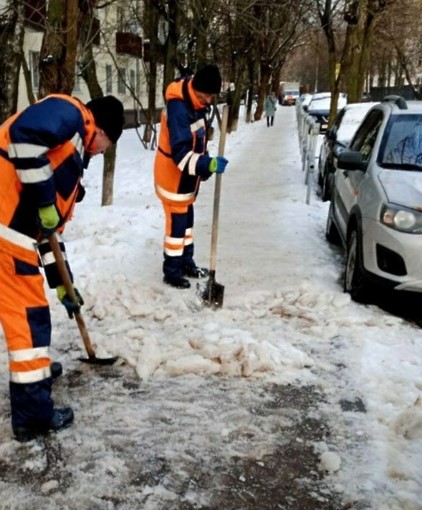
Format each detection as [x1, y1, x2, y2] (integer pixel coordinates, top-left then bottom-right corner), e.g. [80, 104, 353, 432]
[38, 204, 60, 236]
[209, 156, 229, 174]
[56, 285, 84, 319]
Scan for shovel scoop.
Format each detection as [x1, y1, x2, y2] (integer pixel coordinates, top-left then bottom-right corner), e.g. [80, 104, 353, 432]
[201, 270, 225, 309]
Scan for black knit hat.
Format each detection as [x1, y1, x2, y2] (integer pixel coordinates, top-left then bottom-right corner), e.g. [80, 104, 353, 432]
[192, 64, 222, 94]
[86, 95, 125, 144]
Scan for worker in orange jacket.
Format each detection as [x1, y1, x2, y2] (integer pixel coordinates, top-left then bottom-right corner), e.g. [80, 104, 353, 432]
[0, 94, 124, 442]
[154, 64, 229, 289]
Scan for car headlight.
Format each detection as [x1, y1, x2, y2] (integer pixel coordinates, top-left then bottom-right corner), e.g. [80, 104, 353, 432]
[380, 203, 422, 233]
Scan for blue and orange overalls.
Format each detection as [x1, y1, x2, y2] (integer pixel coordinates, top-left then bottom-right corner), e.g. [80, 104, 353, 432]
[154, 78, 214, 279]
[0, 94, 95, 430]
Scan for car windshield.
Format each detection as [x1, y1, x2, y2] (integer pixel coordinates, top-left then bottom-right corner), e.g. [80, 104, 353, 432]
[337, 103, 378, 145]
[380, 114, 422, 170]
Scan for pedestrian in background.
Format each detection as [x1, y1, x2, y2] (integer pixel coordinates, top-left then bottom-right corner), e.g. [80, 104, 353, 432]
[264, 92, 277, 127]
[154, 64, 229, 289]
[0, 94, 125, 442]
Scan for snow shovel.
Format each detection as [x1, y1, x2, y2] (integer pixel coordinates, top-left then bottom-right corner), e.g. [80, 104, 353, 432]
[48, 233, 118, 365]
[202, 104, 229, 308]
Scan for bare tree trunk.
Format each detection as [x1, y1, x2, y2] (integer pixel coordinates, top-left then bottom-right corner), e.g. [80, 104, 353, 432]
[143, 0, 160, 147]
[162, 0, 182, 92]
[102, 145, 117, 206]
[79, 1, 116, 206]
[0, 0, 25, 121]
[39, 0, 80, 97]
[254, 63, 271, 121]
[21, 51, 37, 105]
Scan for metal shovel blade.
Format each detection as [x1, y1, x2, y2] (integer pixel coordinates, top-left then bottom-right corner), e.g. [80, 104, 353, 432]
[78, 354, 118, 365]
[202, 272, 225, 309]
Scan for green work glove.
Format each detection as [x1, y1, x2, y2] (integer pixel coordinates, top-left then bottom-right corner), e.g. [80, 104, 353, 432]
[38, 204, 60, 235]
[56, 285, 84, 319]
[209, 156, 229, 174]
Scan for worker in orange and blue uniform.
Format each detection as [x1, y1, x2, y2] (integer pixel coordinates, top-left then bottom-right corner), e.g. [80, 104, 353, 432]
[0, 94, 124, 442]
[154, 64, 229, 289]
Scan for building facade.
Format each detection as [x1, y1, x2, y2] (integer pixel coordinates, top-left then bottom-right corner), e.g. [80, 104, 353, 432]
[1, 0, 163, 124]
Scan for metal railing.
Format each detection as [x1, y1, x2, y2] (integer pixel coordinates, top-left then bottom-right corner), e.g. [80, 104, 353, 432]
[296, 102, 320, 204]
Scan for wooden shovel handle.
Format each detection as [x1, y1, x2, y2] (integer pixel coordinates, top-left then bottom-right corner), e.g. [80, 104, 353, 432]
[48, 233, 96, 359]
[210, 104, 229, 272]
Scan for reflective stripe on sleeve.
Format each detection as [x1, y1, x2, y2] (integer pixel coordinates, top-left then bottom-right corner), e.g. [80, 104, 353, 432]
[9, 346, 50, 362]
[10, 366, 51, 384]
[155, 185, 195, 202]
[8, 142, 48, 159]
[190, 119, 205, 132]
[188, 153, 200, 176]
[71, 132, 85, 159]
[0, 224, 37, 251]
[178, 151, 193, 171]
[16, 164, 53, 184]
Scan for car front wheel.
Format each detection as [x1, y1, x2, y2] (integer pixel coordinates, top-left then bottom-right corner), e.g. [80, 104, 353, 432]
[344, 228, 371, 303]
[326, 200, 341, 245]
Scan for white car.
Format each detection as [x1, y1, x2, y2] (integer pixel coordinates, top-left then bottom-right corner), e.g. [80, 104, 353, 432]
[326, 96, 422, 302]
[307, 92, 347, 132]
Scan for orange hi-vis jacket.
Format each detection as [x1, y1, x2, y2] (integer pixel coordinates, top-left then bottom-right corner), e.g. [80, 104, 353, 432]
[154, 78, 214, 206]
[0, 94, 95, 286]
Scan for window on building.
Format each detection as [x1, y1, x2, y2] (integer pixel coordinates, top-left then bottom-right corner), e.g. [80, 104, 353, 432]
[118, 68, 126, 94]
[130, 69, 136, 91]
[30, 51, 39, 89]
[106, 65, 112, 93]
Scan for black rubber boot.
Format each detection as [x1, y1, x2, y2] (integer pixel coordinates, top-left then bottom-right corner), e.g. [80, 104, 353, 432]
[184, 266, 209, 279]
[13, 407, 74, 442]
[163, 276, 191, 289]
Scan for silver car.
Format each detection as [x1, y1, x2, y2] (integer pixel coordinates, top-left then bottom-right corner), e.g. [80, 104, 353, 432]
[326, 96, 422, 302]
[318, 102, 378, 201]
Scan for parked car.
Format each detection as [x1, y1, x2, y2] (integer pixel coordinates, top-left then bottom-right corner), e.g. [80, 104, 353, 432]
[326, 95, 422, 303]
[308, 92, 347, 132]
[299, 93, 313, 111]
[318, 102, 379, 201]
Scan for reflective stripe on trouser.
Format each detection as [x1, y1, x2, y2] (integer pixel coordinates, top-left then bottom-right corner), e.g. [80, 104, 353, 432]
[162, 201, 196, 279]
[0, 243, 54, 429]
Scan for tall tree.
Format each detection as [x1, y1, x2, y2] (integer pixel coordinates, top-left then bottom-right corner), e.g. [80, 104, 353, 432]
[0, 0, 25, 121]
[38, 0, 80, 97]
[315, 0, 391, 125]
[78, 0, 118, 206]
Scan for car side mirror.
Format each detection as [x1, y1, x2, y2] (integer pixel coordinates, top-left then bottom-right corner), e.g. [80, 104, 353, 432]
[326, 128, 336, 140]
[337, 150, 368, 171]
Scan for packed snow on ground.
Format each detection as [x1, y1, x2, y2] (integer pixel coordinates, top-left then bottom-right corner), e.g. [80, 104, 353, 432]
[0, 105, 421, 510]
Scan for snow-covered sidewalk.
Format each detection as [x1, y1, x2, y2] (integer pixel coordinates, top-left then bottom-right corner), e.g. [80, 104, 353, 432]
[0, 105, 421, 509]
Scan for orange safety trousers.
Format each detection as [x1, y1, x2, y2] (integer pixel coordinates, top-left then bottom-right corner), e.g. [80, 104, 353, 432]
[161, 201, 195, 279]
[0, 237, 54, 428]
